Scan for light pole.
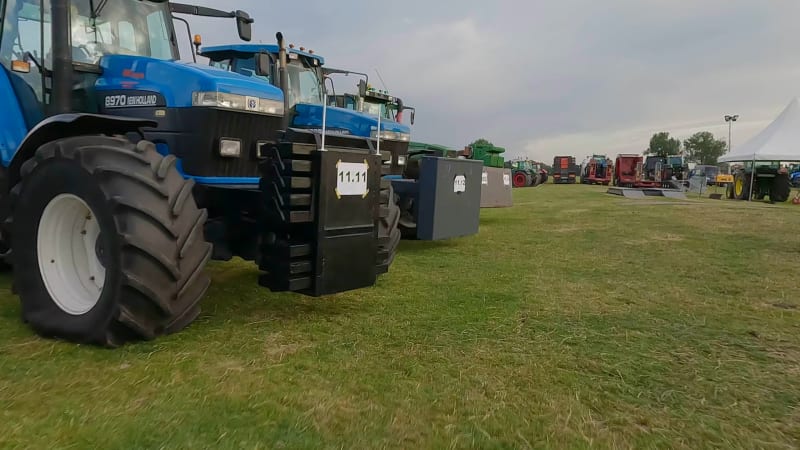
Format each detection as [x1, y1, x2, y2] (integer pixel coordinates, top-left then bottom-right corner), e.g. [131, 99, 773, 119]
[724, 114, 739, 152]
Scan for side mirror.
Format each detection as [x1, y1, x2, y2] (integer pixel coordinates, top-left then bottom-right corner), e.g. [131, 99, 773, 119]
[410, 110, 415, 125]
[235, 10, 253, 42]
[255, 53, 270, 76]
[358, 79, 367, 98]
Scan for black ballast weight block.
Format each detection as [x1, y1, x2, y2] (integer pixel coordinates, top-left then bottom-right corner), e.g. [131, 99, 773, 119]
[392, 157, 483, 240]
[259, 141, 380, 296]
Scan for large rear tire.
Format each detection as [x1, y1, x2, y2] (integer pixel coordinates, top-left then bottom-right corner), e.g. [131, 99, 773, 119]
[512, 171, 528, 188]
[733, 171, 750, 200]
[10, 136, 212, 346]
[377, 179, 401, 275]
[770, 173, 791, 203]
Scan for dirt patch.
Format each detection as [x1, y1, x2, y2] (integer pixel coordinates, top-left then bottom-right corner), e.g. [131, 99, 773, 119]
[263, 332, 313, 363]
[652, 234, 684, 242]
[550, 226, 581, 234]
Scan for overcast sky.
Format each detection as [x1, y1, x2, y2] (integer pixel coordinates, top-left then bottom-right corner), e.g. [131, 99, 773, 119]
[177, 0, 800, 163]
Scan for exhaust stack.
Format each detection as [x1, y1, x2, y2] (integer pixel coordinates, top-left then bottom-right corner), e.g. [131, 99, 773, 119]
[276, 32, 290, 130]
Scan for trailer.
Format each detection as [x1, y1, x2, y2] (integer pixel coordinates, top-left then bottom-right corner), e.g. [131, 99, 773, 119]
[614, 154, 659, 188]
[552, 156, 579, 184]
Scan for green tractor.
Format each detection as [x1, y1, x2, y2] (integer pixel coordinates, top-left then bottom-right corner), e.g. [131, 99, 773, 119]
[509, 160, 541, 188]
[727, 161, 793, 202]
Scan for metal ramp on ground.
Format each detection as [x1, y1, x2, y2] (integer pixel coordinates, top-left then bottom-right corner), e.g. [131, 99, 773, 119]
[607, 187, 687, 199]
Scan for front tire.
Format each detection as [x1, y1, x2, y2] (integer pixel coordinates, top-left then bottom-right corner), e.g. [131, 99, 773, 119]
[377, 179, 401, 274]
[10, 136, 212, 346]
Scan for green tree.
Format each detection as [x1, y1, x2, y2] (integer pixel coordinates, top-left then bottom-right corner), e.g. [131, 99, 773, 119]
[470, 138, 493, 147]
[645, 132, 681, 157]
[683, 131, 727, 165]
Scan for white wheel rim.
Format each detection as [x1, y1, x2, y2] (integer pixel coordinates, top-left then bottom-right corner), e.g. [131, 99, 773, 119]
[37, 194, 106, 315]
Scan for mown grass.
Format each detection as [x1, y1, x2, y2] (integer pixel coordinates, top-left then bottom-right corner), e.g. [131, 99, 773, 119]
[1, 185, 799, 449]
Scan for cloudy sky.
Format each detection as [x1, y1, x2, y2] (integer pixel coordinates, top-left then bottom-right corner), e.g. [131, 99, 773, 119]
[178, 0, 800, 163]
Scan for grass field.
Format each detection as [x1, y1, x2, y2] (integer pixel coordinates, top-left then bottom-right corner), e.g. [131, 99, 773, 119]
[1, 185, 799, 449]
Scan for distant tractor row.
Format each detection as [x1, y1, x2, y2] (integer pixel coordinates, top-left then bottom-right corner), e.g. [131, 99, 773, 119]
[544, 149, 794, 204]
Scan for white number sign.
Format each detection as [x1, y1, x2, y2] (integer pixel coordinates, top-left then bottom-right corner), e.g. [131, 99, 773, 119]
[336, 161, 369, 197]
[482, 171, 489, 185]
[454, 175, 466, 193]
[503, 174, 511, 186]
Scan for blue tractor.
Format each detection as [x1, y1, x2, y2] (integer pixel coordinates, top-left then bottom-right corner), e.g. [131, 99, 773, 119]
[201, 43, 482, 241]
[0, 0, 394, 346]
[789, 164, 800, 187]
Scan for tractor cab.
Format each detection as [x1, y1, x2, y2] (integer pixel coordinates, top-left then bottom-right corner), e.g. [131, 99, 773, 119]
[666, 155, 689, 181]
[326, 81, 416, 127]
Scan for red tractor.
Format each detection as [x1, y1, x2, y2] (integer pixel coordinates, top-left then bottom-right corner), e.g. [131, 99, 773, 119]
[614, 154, 660, 188]
[581, 155, 614, 185]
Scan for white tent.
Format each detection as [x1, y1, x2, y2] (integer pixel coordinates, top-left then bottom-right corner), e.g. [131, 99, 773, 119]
[719, 97, 800, 163]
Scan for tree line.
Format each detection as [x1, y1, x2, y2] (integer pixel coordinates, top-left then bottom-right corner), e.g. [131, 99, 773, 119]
[645, 131, 727, 165]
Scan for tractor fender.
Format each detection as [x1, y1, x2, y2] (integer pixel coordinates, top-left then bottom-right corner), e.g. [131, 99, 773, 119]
[8, 113, 156, 189]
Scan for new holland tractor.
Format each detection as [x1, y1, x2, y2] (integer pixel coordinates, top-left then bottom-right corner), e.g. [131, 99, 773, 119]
[200, 45, 481, 241]
[195, 40, 403, 270]
[0, 0, 397, 346]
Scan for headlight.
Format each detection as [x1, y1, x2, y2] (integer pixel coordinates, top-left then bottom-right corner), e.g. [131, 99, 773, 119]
[397, 156, 407, 166]
[370, 130, 410, 142]
[192, 91, 284, 116]
[219, 138, 242, 158]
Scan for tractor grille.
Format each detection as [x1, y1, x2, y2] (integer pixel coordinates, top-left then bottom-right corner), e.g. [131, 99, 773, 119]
[378, 139, 409, 176]
[174, 109, 283, 179]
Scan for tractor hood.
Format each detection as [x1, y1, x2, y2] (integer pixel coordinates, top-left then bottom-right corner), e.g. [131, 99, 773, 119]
[292, 103, 410, 140]
[95, 55, 284, 108]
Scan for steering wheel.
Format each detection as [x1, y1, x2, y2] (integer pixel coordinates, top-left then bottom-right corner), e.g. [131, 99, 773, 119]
[72, 43, 97, 63]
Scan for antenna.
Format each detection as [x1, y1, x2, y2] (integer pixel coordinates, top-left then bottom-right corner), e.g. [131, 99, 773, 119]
[320, 93, 328, 151]
[376, 111, 381, 155]
[375, 68, 389, 91]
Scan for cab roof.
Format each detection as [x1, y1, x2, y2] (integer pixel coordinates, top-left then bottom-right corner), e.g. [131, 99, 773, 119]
[200, 44, 325, 65]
